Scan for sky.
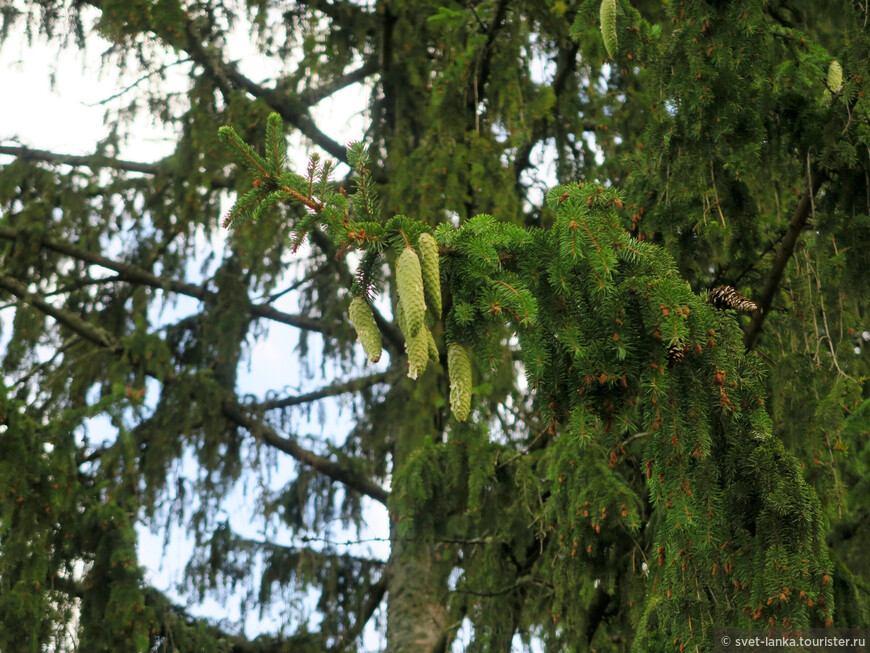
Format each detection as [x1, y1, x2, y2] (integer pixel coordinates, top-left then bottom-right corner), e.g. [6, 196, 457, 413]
[0, 7, 392, 647]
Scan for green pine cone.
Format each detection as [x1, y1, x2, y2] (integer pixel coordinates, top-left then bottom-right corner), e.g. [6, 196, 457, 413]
[448, 343, 472, 422]
[427, 327, 439, 363]
[417, 232, 442, 319]
[406, 326, 430, 379]
[600, 0, 618, 59]
[828, 60, 843, 92]
[396, 246, 426, 339]
[396, 298, 407, 335]
[348, 297, 382, 363]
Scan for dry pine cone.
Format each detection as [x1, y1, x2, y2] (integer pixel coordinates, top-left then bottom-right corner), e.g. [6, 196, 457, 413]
[708, 286, 757, 314]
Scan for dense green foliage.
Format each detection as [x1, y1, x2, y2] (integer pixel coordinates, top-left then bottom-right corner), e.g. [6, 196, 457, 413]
[1, 0, 869, 651]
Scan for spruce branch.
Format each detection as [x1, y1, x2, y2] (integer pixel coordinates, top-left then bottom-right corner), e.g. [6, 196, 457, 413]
[0, 144, 162, 175]
[0, 276, 387, 506]
[264, 112, 286, 172]
[180, 25, 348, 163]
[0, 274, 119, 349]
[0, 226, 328, 334]
[299, 59, 379, 107]
[744, 169, 827, 350]
[86, 57, 194, 106]
[255, 370, 399, 411]
[216, 126, 272, 178]
[230, 531, 386, 567]
[0, 144, 234, 188]
[327, 571, 390, 653]
[220, 400, 389, 505]
[77, 0, 352, 164]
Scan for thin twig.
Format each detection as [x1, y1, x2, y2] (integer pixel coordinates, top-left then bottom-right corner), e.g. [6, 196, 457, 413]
[87, 57, 194, 106]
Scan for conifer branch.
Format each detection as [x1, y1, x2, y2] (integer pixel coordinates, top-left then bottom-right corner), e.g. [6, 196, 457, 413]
[79, 0, 351, 163]
[744, 169, 827, 350]
[0, 144, 233, 188]
[473, 0, 511, 107]
[0, 226, 328, 334]
[86, 57, 194, 106]
[256, 371, 398, 411]
[234, 532, 386, 567]
[0, 274, 119, 350]
[328, 570, 390, 653]
[182, 26, 348, 163]
[299, 59, 379, 107]
[219, 400, 389, 505]
[0, 144, 161, 174]
[0, 278, 383, 507]
[513, 42, 592, 195]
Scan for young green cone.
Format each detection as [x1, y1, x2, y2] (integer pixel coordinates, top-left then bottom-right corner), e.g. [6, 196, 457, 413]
[448, 343, 472, 422]
[396, 246, 426, 340]
[600, 0, 618, 59]
[827, 60, 843, 93]
[348, 297, 382, 363]
[406, 326, 430, 379]
[417, 232, 441, 318]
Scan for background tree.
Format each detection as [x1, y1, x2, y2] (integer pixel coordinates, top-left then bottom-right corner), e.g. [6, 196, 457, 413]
[1, 1, 869, 652]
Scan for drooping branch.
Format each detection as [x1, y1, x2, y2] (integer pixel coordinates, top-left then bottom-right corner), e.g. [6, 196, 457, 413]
[234, 531, 386, 567]
[512, 42, 593, 196]
[256, 370, 398, 411]
[0, 144, 236, 190]
[298, 59, 379, 107]
[471, 0, 511, 110]
[0, 226, 328, 334]
[328, 569, 390, 653]
[743, 169, 827, 350]
[1, 268, 388, 504]
[0, 274, 119, 349]
[177, 18, 350, 163]
[78, 0, 365, 164]
[0, 144, 162, 174]
[220, 400, 389, 505]
[87, 57, 195, 106]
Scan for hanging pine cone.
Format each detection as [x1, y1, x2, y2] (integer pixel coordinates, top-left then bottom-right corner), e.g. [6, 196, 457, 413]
[396, 246, 426, 339]
[417, 232, 442, 318]
[448, 343, 472, 422]
[348, 297, 382, 364]
[707, 286, 757, 314]
[667, 342, 687, 364]
[406, 326, 430, 380]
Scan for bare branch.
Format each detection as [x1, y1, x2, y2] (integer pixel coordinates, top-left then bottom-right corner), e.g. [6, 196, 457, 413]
[220, 400, 389, 505]
[329, 570, 390, 652]
[0, 144, 161, 174]
[743, 169, 827, 350]
[87, 57, 194, 106]
[0, 226, 329, 334]
[0, 274, 119, 349]
[257, 371, 398, 411]
[298, 59, 379, 107]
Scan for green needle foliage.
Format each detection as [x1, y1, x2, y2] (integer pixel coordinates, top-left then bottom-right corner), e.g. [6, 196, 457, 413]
[221, 119, 834, 648]
[1, 1, 869, 652]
